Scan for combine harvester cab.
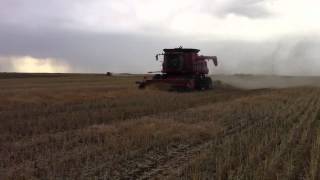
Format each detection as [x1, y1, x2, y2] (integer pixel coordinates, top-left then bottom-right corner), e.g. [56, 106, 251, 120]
[137, 47, 218, 91]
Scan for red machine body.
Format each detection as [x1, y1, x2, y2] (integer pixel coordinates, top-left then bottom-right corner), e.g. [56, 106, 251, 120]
[137, 47, 218, 90]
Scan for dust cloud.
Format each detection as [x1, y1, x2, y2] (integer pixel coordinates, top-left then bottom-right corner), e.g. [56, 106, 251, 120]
[211, 74, 320, 89]
[202, 35, 320, 77]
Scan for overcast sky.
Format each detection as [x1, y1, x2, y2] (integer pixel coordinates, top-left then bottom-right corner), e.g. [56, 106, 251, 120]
[1, 0, 320, 75]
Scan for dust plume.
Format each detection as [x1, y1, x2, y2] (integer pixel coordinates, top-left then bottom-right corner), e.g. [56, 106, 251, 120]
[211, 74, 320, 89]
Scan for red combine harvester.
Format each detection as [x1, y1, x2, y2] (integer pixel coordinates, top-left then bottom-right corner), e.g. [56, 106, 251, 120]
[137, 47, 218, 90]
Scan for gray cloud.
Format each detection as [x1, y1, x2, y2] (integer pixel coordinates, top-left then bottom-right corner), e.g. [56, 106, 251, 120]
[1, 0, 320, 75]
[205, 0, 272, 19]
[1, 24, 320, 75]
[0, 0, 74, 29]
[0, 25, 168, 73]
[0, 0, 273, 33]
[224, 1, 271, 18]
[0, 57, 13, 72]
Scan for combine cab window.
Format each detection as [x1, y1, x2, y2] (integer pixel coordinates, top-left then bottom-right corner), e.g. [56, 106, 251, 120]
[166, 54, 183, 70]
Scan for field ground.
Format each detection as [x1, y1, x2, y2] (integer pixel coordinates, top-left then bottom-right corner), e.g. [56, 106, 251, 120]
[1, 73, 320, 179]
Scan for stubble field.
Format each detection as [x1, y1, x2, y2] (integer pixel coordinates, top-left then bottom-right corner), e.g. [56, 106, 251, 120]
[1, 73, 320, 179]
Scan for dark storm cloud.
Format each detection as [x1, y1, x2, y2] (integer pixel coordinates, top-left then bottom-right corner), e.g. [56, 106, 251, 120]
[1, 0, 320, 75]
[1, 24, 320, 75]
[0, 25, 171, 73]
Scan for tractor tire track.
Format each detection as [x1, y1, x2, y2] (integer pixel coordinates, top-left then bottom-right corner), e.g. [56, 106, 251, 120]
[284, 93, 320, 180]
[233, 93, 319, 179]
[123, 94, 306, 179]
[127, 90, 318, 179]
[122, 116, 265, 180]
[85, 91, 275, 179]
[207, 93, 316, 179]
[262, 91, 320, 179]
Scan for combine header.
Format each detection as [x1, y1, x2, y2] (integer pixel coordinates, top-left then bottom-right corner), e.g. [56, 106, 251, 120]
[137, 47, 218, 90]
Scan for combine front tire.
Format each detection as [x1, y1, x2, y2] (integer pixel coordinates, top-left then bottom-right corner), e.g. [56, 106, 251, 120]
[205, 77, 213, 89]
[152, 74, 162, 80]
[138, 84, 146, 89]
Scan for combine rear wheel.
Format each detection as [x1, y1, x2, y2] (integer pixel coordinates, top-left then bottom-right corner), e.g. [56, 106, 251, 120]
[195, 76, 213, 90]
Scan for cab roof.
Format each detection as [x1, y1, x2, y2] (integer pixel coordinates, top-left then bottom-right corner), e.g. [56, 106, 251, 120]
[163, 48, 200, 53]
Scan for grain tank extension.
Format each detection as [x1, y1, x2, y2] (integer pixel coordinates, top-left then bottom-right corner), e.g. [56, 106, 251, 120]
[137, 47, 218, 90]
